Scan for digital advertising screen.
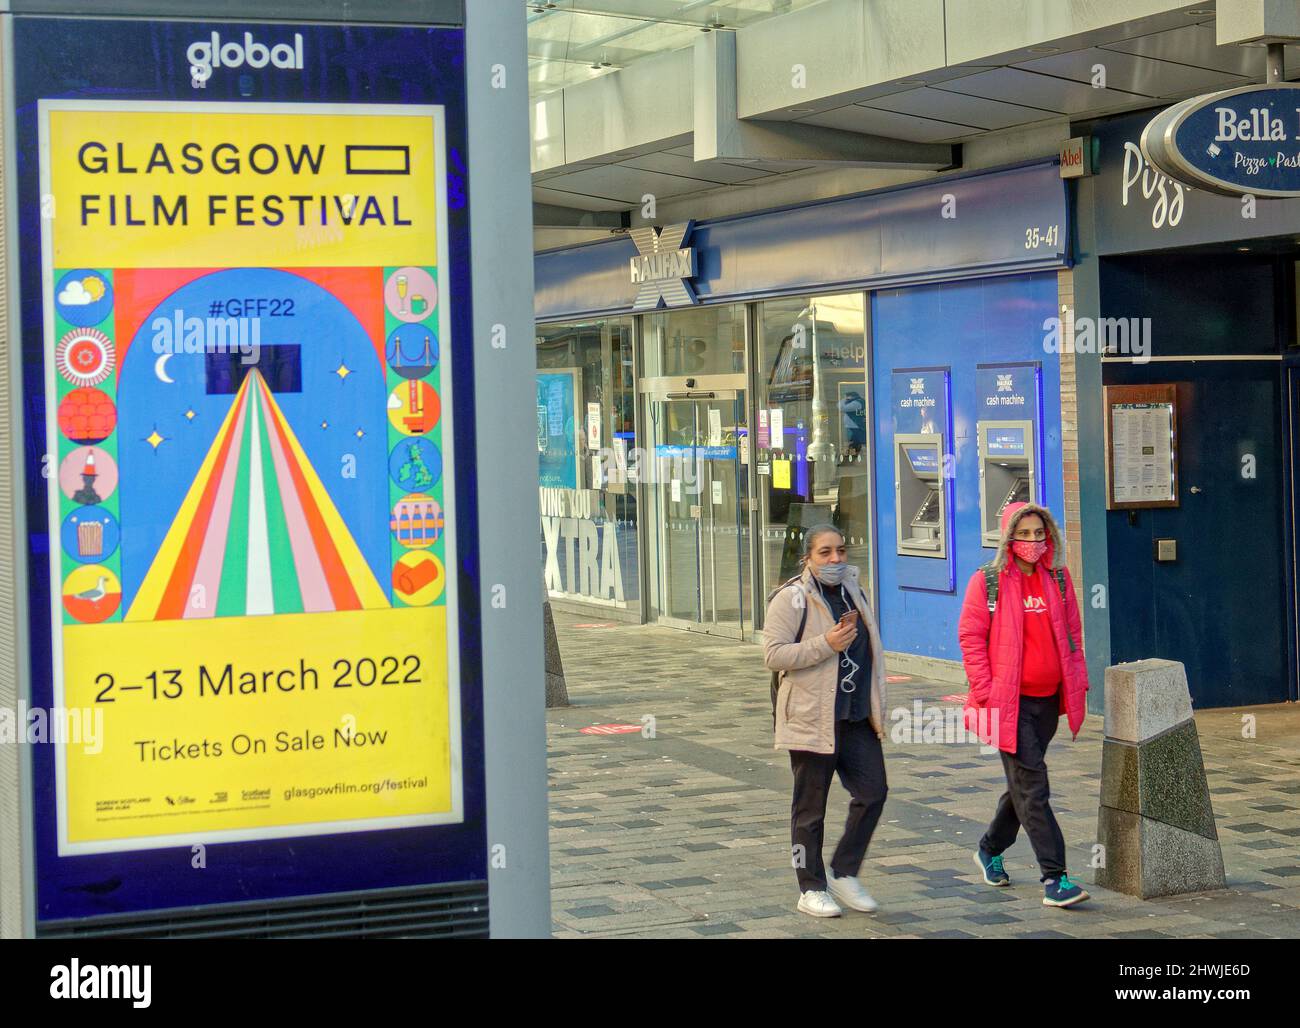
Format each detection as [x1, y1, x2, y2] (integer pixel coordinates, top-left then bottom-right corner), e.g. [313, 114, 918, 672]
[16, 17, 485, 923]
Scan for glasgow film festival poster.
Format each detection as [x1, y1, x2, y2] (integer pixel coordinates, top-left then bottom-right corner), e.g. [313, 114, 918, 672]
[39, 100, 462, 854]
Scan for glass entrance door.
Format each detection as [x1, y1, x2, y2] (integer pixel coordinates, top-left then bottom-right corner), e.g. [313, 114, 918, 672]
[644, 391, 751, 637]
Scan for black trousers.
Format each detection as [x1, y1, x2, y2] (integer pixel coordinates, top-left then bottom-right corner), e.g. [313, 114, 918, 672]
[789, 718, 888, 892]
[981, 691, 1067, 880]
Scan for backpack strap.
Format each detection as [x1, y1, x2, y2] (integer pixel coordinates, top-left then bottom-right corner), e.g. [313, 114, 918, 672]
[771, 575, 809, 634]
[770, 581, 810, 728]
[981, 562, 999, 613]
[1050, 567, 1078, 653]
[776, 578, 809, 643]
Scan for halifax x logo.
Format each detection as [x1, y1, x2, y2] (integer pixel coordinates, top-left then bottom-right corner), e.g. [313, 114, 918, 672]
[629, 222, 697, 310]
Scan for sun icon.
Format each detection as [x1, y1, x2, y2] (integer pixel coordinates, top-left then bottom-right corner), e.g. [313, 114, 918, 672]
[81, 276, 105, 301]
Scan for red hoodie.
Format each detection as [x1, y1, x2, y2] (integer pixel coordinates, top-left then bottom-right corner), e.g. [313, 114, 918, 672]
[957, 502, 1089, 754]
[1018, 564, 1063, 696]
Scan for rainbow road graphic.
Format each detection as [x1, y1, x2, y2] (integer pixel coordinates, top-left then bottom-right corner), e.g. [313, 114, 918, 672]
[127, 371, 387, 621]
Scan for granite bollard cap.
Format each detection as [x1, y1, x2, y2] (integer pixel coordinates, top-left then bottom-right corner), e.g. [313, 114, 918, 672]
[1103, 658, 1194, 744]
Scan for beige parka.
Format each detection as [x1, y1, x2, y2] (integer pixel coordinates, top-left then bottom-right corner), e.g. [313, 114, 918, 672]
[764, 563, 887, 754]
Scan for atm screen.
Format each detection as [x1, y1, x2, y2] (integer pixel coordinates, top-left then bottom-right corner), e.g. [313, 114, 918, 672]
[905, 446, 939, 474]
[986, 427, 1026, 457]
[911, 489, 940, 527]
[996, 477, 1032, 518]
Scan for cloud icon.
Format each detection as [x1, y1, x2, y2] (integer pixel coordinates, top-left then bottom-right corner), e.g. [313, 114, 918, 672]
[58, 280, 93, 306]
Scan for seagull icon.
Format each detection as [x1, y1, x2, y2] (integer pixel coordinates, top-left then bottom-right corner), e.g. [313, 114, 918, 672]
[73, 576, 109, 603]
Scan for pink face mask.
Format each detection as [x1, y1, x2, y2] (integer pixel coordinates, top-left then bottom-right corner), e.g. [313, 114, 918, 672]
[1011, 540, 1048, 564]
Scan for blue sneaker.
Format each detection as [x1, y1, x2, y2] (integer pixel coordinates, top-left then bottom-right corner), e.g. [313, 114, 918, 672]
[1043, 872, 1090, 907]
[973, 849, 1010, 886]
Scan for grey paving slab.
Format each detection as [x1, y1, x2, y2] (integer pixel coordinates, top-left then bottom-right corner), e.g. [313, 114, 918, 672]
[546, 612, 1300, 939]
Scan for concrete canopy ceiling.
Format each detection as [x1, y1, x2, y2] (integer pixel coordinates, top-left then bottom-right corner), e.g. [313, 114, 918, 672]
[526, 0, 823, 94]
[530, 3, 1298, 220]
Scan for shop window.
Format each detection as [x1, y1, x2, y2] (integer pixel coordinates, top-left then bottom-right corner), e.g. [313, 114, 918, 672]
[536, 318, 638, 609]
[642, 304, 746, 378]
[755, 294, 869, 611]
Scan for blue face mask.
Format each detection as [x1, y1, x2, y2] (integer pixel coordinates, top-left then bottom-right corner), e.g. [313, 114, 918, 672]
[813, 562, 848, 586]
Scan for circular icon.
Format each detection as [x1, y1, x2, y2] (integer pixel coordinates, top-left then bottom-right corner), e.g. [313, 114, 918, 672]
[58, 387, 116, 444]
[387, 381, 441, 435]
[385, 267, 437, 324]
[393, 551, 444, 605]
[62, 505, 120, 564]
[56, 327, 115, 387]
[390, 493, 443, 549]
[59, 447, 119, 505]
[385, 323, 439, 380]
[55, 269, 114, 327]
[62, 564, 121, 623]
[389, 437, 442, 492]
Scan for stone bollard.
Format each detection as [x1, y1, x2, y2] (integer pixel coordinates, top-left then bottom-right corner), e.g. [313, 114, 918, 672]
[1096, 659, 1225, 898]
[542, 591, 569, 709]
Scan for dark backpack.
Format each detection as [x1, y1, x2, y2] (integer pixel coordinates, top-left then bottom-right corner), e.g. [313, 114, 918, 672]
[981, 561, 1077, 654]
[769, 580, 808, 728]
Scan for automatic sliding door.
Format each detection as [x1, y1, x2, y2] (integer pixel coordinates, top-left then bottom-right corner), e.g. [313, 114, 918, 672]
[649, 398, 703, 623]
[698, 394, 748, 632]
[644, 390, 750, 637]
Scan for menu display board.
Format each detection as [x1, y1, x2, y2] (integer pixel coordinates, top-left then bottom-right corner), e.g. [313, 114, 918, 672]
[1105, 384, 1180, 509]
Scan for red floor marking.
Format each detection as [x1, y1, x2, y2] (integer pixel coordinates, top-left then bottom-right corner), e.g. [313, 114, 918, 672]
[572, 622, 617, 629]
[886, 674, 913, 683]
[578, 724, 642, 735]
[941, 694, 969, 703]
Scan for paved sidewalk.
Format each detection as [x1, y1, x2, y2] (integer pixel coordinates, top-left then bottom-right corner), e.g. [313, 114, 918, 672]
[546, 610, 1300, 939]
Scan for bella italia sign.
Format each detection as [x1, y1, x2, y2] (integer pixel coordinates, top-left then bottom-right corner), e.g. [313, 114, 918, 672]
[1142, 83, 1300, 197]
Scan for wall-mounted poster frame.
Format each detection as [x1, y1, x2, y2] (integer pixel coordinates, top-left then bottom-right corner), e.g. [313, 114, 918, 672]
[537, 367, 583, 490]
[1104, 383, 1180, 510]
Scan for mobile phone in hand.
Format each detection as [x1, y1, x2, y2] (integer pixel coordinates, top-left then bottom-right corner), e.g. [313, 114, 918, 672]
[839, 610, 859, 626]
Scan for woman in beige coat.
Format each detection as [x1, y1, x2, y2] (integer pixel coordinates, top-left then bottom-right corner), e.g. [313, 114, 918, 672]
[765, 524, 888, 919]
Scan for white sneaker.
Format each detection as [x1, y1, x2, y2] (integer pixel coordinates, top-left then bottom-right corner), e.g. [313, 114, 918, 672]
[827, 870, 879, 913]
[796, 889, 842, 918]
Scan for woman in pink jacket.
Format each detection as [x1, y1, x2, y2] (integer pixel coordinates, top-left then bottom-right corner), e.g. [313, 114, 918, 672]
[958, 501, 1090, 908]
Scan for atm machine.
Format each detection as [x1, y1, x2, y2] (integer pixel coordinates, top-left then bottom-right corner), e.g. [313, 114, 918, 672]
[894, 432, 947, 558]
[978, 420, 1037, 547]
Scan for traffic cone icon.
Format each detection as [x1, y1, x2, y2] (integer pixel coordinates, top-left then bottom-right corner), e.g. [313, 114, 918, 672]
[72, 448, 103, 505]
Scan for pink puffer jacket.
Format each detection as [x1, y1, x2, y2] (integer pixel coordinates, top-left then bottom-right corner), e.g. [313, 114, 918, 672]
[957, 502, 1088, 754]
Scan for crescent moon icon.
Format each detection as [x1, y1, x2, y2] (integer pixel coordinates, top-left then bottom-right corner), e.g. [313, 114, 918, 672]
[155, 352, 174, 384]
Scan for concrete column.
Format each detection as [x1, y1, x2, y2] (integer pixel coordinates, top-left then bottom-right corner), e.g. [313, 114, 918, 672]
[1057, 269, 1086, 637]
[1070, 171, 1111, 717]
[468, 1, 552, 938]
[1217, 0, 1300, 44]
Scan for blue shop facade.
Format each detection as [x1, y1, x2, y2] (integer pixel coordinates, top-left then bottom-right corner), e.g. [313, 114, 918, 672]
[534, 159, 1076, 676]
[1074, 107, 1300, 709]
